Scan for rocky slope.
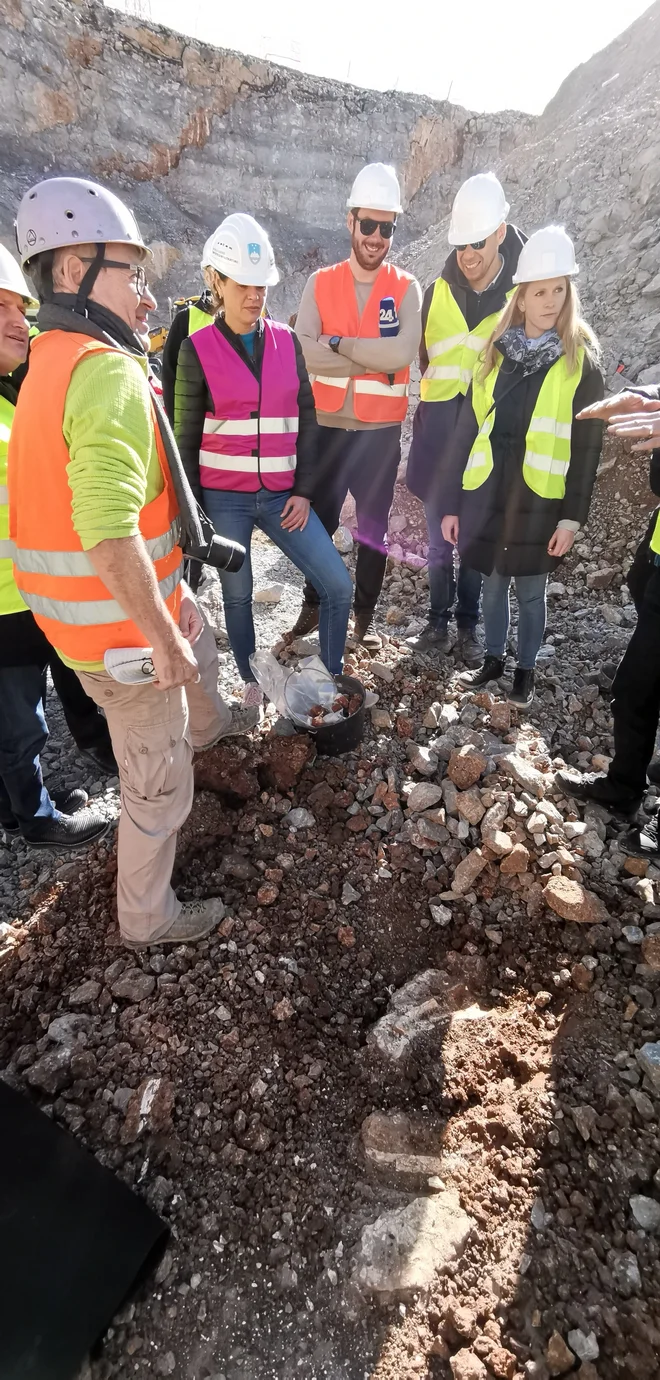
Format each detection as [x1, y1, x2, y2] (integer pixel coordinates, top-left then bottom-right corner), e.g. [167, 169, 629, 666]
[401, 2, 660, 383]
[0, 0, 529, 317]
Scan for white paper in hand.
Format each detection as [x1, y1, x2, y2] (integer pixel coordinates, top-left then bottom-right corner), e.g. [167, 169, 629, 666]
[104, 647, 157, 685]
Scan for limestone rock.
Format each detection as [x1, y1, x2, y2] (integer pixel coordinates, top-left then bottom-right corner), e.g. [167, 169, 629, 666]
[407, 781, 444, 813]
[360, 1111, 446, 1183]
[630, 1194, 660, 1231]
[636, 1041, 660, 1089]
[543, 876, 608, 925]
[483, 829, 513, 857]
[352, 1193, 474, 1302]
[368, 969, 473, 1066]
[253, 583, 283, 602]
[452, 848, 488, 895]
[447, 745, 488, 789]
[500, 842, 530, 873]
[641, 934, 660, 969]
[283, 807, 315, 829]
[68, 980, 101, 1007]
[406, 742, 438, 776]
[456, 789, 486, 825]
[567, 1331, 599, 1363]
[121, 1077, 175, 1144]
[110, 969, 156, 1003]
[26, 1046, 72, 1095]
[371, 707, 393, 731]
[546, 1331, 575, 1375]
[450, 1351, 488, 1380]
[497, 752, 546, 797]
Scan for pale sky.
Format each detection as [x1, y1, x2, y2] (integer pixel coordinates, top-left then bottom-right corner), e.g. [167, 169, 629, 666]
[107, 0, 651, 113]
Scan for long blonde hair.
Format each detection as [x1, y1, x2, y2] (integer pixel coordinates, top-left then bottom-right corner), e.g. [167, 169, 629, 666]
[479, 279, 600, 382]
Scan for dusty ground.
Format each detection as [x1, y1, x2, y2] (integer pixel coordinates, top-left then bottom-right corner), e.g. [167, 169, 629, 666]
[1, 437, 659, 1380]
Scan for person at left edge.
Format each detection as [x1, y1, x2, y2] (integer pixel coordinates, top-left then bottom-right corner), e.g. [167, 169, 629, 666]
[0, 244, 111, 848]
[174, 213, 353, 707]
[10, 176, 233, 949]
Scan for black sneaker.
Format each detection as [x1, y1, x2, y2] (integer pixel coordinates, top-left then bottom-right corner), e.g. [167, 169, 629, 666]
[618, 815, 660, 859]
[79, 741, 117, 775]
[455, 628, 483, 668]
[406, 622, 452, 654]
[508, 667, 535, 708]
[1, 787, 89, 839]
[20, 809, 110, 850]
[554, 769, 641, 816]
[459, 654, 505, 688]
[288, 602, 320, 639]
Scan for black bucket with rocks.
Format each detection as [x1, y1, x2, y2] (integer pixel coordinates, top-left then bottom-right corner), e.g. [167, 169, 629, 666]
[307, 673, 366, 755]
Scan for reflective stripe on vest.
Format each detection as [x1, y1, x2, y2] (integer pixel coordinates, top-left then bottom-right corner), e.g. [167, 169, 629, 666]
[310, 260, 412, 423]
[421, 279, 515, 403]
[9, 332, 183, 661]
[463, 349, 584, 496]
[191, 320, 300, 493]
[188, 304, 213, 335]
[0, 393, 28, 615]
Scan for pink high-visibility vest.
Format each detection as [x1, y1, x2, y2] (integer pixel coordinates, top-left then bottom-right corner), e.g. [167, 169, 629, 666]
[191, 320, 300, 493]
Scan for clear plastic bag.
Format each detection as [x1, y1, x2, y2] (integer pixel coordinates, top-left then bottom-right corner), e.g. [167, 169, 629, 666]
[249, 651, 341, 727]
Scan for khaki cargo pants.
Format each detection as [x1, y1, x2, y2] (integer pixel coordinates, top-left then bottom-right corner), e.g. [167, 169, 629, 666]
[78, 614, 231, 945]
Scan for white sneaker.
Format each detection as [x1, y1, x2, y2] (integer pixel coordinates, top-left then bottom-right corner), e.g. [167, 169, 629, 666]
[123, 896, 226, 949]
[242, 682, 264, 708]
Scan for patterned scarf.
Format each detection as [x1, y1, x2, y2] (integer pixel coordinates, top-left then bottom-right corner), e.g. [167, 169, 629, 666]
[497, 325, 564, 377]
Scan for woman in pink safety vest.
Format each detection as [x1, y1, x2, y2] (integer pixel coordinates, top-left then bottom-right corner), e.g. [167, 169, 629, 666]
[174, 213, 353, 707]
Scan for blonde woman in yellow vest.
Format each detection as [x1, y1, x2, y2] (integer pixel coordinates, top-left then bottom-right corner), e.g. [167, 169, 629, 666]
[440, 227, 603, 709]
[407, 174, 526, 667]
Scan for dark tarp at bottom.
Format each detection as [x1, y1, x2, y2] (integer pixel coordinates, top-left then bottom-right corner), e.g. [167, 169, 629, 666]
[0, 1080, 169, 1380]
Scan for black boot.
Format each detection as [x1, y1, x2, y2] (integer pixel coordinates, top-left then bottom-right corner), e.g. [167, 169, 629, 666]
[459, 654, 505, 688]
[618, 815, 660, 859]
[554, 769, 641, 816]
[508, 667, 535, 708]
[455, 628, 483, 668]
[1, 787, 89, 839]
[79, 742, 118, 775]
[21, 809, 110, 850]
[288, 602, 320, 639]
[405, 622, 452, 654]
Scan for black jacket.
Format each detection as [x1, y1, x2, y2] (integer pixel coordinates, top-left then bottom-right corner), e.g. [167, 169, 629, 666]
[174, 316, 318, 504]
[161, 292, 215, 424]
[407, 225, 527, 506]
[441, 350, 604, 577]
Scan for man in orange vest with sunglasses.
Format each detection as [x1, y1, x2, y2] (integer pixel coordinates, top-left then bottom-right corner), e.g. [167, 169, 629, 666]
[293, 163, 422, 650]
[10, 177, 232, 950]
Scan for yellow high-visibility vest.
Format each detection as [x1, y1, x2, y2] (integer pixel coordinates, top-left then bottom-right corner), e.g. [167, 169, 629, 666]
[420, 278, 514, 403]
[463, 349, 584, 498]
[0, 392, 27, 616]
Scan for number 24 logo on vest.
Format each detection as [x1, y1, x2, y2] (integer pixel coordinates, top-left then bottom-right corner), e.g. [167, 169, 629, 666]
[379, 297, 399, 337]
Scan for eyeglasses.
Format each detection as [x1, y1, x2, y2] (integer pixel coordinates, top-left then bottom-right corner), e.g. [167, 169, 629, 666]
[357, 218, 396, 239]
[455, 239, 487, 251]
[79, 257, 148, 293]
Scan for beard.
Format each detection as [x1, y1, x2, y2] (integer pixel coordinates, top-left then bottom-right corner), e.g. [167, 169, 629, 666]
[350, 228, 390, 272]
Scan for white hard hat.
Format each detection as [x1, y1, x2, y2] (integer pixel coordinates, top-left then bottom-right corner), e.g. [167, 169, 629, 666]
[347, 163, 402, 214]
[203, 213, 279, 287]
[15, 176, 149, 267]
[200, 232, 216, 271]
[512, 226, 578, 283]
[0, 244, 37, 306]
[448, 172, 509, 246]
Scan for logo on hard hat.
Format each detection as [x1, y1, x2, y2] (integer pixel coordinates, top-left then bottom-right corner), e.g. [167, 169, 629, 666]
[247, 242, 261, 264]
[26, 229, 37, 247]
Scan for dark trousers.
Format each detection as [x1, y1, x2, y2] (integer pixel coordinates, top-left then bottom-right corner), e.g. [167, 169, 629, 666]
[609, 563, 660, 800]
[303, 424, 402, 614]
[0, 645, 112, 830]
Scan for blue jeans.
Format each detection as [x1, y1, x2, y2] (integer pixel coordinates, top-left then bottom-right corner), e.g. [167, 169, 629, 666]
[202, 488, 353, 681]
[0, 664, 57, 830]
[481, 571, 548, 669]
[425, 504, 482, 630]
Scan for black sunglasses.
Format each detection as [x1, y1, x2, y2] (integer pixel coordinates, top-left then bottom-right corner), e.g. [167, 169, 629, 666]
[455, 239, 487, 251]
[357, 217, 396, 239]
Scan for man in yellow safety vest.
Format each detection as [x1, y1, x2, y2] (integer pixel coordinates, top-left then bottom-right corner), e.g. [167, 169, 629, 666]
[406, 173, 526, 666]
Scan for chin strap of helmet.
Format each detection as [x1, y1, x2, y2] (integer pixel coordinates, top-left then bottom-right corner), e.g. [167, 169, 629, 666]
[75, 242, 106, 315]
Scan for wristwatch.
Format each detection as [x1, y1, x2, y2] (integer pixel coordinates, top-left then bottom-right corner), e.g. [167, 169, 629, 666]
[329, 335, 342, 353]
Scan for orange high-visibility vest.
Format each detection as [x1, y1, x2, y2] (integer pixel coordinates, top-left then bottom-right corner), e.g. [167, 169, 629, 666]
[9, 331, 183, 663]
[310, 260, 413, 424]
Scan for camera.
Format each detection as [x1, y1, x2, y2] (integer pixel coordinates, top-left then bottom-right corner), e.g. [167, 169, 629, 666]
[184, 533, 246, 574]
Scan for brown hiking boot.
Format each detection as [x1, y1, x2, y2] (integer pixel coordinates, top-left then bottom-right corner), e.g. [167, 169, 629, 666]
[288, 602, 320, 639]
[350, 610, 382, 651]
